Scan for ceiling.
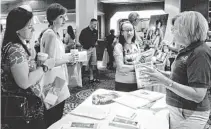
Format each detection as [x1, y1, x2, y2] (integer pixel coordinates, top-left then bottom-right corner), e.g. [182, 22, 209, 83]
[99, 0, 164, 4]
[1, 0, 164, 15]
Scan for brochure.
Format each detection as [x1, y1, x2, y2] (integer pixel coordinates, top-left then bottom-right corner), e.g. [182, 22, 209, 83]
[134, 62, 153, 88]
[43, 76, 66, 109]
[59, 122, 98, 129]
[92, 92, 120, 105]
[70, 105, 110, 120]
[109, 116, 140, 129]
[134, 48, 155, 64]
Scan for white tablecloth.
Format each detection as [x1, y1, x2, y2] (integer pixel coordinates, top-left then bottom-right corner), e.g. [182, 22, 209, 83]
[48, 89, 169, 129]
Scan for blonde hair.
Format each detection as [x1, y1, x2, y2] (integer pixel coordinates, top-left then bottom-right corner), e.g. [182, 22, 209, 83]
[174, 11, 208, 44]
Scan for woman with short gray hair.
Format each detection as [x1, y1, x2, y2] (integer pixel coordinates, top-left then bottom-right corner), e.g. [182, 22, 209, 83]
[142, 11, 211, 129]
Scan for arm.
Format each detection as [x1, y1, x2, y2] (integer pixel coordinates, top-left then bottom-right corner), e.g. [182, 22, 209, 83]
[164, 78, 207, 103]
[9, 47, 45, 89]
[79, 29, 85, 46]
[157, 69, 171, 78]
[113, 43, 135, 72]
[43, 31, 71, 67]
[163, 52, 210, 103]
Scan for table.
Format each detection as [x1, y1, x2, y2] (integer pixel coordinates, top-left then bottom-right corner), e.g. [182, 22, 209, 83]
[48, 89, 169, 129]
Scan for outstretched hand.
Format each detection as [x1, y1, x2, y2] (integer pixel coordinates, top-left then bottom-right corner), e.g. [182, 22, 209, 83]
[140, 65, 169, 86]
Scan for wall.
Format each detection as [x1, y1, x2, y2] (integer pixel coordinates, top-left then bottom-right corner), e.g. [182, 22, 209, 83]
[103, 2, 164, 36]
[180, 0, 208, 20]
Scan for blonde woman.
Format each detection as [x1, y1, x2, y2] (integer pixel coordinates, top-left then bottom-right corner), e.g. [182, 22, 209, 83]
[142, 11, 211, 129]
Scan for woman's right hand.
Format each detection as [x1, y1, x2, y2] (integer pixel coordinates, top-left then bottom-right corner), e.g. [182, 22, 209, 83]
[43, 58, 55, 70]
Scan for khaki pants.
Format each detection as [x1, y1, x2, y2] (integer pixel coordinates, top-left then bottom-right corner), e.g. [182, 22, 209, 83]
[168, 105, 209, 129]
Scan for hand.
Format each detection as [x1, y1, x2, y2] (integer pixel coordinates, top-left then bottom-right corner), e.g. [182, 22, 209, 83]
[68, 53, 79, 64]
[140, 65, 169, 86]
[43, 58, 55, 70]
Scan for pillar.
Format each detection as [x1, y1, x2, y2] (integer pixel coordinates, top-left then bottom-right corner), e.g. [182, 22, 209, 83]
[76, 0, 97, 43]
[164, 0, 209, 43]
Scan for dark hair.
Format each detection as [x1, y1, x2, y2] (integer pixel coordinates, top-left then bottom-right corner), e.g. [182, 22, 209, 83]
[1, 24, 3, 33]
[156, 20, 162, 26]
[67, 25, 75, 40]
[46, 3, 67, 25]
[2, 7, 33, 55]
[119, 21, 136, 46]
[90, 18, 97, 23]
[110, 29, 115, 34]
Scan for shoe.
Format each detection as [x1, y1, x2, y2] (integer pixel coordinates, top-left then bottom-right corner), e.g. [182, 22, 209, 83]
[95, 78, 100, 83]
[89, 79, 95, 83]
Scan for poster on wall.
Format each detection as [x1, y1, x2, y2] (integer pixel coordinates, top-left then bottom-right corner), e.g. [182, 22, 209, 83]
[146, 14, 169, 51]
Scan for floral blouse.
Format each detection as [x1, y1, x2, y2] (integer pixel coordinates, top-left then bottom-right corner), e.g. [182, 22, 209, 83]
[1, 42, 44, 120]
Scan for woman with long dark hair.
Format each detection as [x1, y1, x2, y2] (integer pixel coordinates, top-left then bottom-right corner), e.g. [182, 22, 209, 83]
[1, 5, 54, 129]
[64, 25, 76, 52]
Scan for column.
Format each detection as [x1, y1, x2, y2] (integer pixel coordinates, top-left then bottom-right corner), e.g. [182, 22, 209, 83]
[76, 0, 97, 43]
[164, 0, 209, 43]
[163, 0, 181, 43]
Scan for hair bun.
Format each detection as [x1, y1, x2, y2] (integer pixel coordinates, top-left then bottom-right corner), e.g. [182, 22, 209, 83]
[19, 5, 32, 12]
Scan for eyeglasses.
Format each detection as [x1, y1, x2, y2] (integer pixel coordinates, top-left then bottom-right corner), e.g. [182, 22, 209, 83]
[122, 29, 134, 33]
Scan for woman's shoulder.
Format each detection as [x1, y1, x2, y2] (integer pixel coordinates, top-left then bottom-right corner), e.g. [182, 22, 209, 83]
[42, 29, 56, 38]
[7, 43, 25, 54]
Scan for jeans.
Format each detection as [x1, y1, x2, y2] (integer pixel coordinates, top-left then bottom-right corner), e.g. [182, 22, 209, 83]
[167, 105, 209, 129]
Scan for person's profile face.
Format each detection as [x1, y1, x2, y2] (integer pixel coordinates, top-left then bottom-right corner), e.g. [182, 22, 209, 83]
[91, 21, 98, 29]
[18, 19, 35, 40]
[53, 13, 67, 27]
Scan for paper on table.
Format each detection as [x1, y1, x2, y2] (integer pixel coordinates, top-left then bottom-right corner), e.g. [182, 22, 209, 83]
[70, 105, 110, 120]
[130, 90, 164, 101]
[59, 122, 98, 129]
[113, 95, 151, 109]
[116, 110, 137, 120]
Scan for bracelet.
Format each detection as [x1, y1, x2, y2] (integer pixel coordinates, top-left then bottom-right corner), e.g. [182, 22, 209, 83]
[169, 81, 174, 87]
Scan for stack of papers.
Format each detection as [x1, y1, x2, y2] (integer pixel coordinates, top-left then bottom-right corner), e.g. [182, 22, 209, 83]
[130, 90, 164, 101]
[70, 105, 109, 120]
[114, 90, 164, 109]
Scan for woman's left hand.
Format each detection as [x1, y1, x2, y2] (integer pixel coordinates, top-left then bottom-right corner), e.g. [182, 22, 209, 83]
[141, 65, 169, 86]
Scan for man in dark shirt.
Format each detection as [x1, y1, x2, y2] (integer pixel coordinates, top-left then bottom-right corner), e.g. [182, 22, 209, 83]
[79, 18, 99, 82]
[106, 29, 115, 69]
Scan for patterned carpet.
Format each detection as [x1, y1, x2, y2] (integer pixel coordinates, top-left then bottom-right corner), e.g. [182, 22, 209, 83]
[63, 67, 115, 115]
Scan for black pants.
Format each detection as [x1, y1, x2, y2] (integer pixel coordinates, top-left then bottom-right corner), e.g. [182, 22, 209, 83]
[44, 101, 65, 128]
[115, 82, 137, 92]
[107, 47, 114, 68]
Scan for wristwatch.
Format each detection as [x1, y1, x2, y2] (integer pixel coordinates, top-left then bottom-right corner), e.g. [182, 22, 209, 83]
[41, 64, 49, 72]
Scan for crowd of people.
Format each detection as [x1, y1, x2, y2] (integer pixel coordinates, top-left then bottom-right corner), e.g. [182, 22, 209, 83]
[1, 2, 211, 129]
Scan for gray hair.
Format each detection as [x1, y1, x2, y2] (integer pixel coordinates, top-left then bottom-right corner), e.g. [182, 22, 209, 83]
[174, 11, 208, 44]
[128, 12, 139, 25]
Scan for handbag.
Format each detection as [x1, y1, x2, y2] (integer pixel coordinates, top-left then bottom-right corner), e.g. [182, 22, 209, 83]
[67, 63, 82, 88]
[1, 43, 32, 124]
[1, 90, 31, 123]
